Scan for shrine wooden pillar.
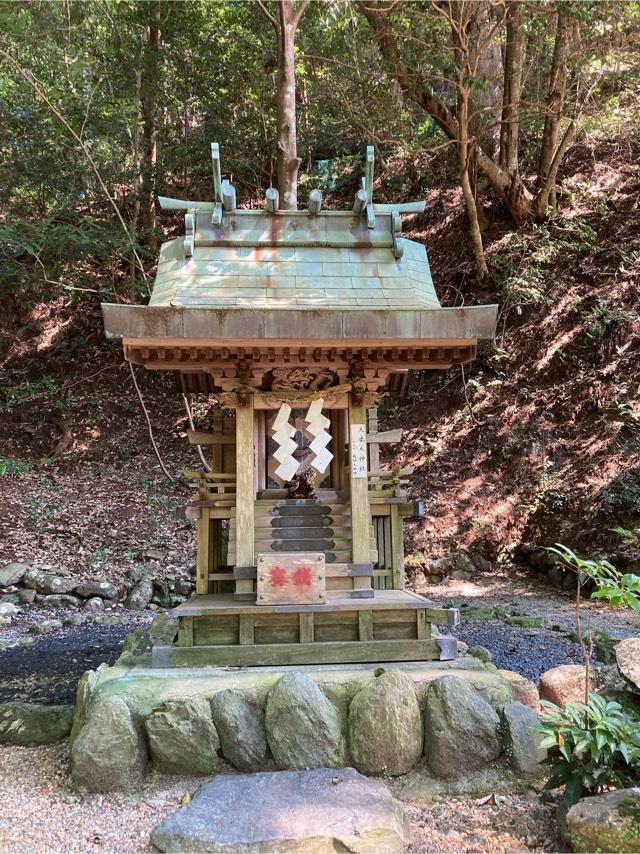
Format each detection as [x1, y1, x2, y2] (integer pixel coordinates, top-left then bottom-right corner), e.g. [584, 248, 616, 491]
[234, 391, 255, 600]
[348, 393, 370, 569]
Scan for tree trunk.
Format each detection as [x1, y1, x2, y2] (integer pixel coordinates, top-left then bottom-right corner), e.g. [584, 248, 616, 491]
[129, 60, 142, 288]
[537, 7, 571, 190]
[451, 2, 489, 285]
[499, 2, 525, 174]
[275, 2, 301, 210]
[474, 2, 503, 158]
[139, 0, 160, 249]
[535, 119, 576, 220]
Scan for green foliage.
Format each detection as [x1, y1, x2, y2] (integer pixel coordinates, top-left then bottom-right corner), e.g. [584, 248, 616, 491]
[22, 493, 62, 532]
[584, 299, 636, 344]
[611, 525, 640, 546]
[549, 544, 640, 611]
[0, 375, 61, 414]
[138, 474, 178, 513]
[540, 488, 569, 514]
[537, 694, 640, 806]
[600, 468, 640, 511]
[0, 457, 34, 475]
[495, 217, 601, 308]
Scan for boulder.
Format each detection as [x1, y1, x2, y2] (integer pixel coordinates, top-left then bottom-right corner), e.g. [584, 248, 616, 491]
[265, 673, 346, 770]
[118, 628, 152, 662]
[70, 696, 147, 792]
[23, 567, 78, 595]
[0, 602, 18, 617]
[0, 562, 30, 587]
[423, 675, 501, 779]
[124, 578, 154, 610]
[593, 663, 628, 697]
[83, 596, 105, 613]
[530, 548, 556, 571]
[75, 580, 118, 600]
[498, 669, 540, 712]
[210, 690, 269, 771]
[547, 565, 565, 588]
[452, 552, 475, 574]
[539, 664, 592, 708]
[17, 588, 36, 604]
[348, 671, 423, 776]
[500, 701, 545, 776]
[0, 702, 74, 746]
[149, 614, 179, 645]
[468, 645, 493, 663]
[145, 697, 219, 775]
[468, 551, 492, 572]
[615, 638, 640, 692]
[505, 615, 545, 628]
[42, 594, 80, 608]
[566, 788, 640, 853]
[175, 578, 193, 598]
[150, 767, 412, 853]
[28, 619, 62, 634]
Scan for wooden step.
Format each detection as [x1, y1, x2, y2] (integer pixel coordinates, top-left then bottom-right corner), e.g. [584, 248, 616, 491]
[228, 552, 379, 565]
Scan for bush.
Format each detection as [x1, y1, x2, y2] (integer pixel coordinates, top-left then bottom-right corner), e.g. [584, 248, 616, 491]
[538, 693, 640, 806]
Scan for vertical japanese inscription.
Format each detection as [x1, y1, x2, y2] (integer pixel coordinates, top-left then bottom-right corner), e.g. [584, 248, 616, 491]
[350, 423, 368, 478]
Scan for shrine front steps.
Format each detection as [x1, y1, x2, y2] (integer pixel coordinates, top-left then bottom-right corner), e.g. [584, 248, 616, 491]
[164, 590, 459, 668]
[228, 498, 378, 569]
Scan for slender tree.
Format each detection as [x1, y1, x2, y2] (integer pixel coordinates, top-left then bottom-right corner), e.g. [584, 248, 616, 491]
[499, 1, 525, 175]
[139, 0, 161, 249]
[257, 0, 309, 210]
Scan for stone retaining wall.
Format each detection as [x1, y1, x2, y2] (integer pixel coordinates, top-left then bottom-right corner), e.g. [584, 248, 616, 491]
[69, 659, 544, 793]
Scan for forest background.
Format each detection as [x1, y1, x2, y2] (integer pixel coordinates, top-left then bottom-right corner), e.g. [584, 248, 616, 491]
[0, 0, 639, 581]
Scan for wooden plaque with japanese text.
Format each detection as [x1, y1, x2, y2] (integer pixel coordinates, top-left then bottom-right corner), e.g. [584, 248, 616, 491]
[256, 553, 326, 606]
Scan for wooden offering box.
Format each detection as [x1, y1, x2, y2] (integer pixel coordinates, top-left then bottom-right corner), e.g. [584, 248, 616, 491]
[257, 553, 326, 606]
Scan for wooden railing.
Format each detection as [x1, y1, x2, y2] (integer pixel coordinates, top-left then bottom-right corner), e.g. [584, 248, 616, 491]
[367, 467, 414, 500]
[184, 470, 236, 504]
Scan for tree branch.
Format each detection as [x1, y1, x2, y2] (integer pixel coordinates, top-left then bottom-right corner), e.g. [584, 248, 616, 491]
[291, 0, 311, 30]
[129, 362, 174, 481]
[256, 0, 278, 30]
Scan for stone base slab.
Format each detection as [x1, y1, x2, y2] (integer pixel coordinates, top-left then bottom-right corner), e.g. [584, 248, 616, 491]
[77, 657, 513, 724]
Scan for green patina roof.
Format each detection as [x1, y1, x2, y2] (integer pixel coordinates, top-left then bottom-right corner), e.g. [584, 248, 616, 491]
[150, 215, 440, 311]
[102, 144, 498, 345]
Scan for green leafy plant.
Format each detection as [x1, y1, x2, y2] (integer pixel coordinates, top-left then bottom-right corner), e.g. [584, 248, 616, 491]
[611, 525, 640, 547]
[0, 457, 33, 475]
[538, 694, 640, 807]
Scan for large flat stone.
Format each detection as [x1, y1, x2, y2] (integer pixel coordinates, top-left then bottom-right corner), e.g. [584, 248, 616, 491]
[151, 768, 411, 852]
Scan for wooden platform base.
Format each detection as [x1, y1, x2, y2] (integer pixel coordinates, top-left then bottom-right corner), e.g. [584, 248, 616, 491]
[170, 591, 459, 667]
[165, 638, 443, 667]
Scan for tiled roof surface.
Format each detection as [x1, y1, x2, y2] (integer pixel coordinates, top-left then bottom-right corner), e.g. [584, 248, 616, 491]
[150, 235, 441, 311]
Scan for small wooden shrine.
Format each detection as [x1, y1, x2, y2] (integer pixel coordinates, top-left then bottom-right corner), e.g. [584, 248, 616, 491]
[102, 144, 497, 667]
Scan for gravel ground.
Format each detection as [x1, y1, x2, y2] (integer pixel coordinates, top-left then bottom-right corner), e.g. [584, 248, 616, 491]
[0, 743, 564, 854]
[451, 620, 587, 683]
[0, 612, 150, 704]
[0, 743, 201, 854]
[406, 795, 564, 853]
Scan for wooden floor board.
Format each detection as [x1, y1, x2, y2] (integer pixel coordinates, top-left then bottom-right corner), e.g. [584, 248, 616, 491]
[174, 589, 435, 617]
